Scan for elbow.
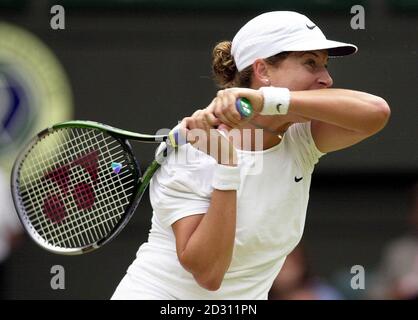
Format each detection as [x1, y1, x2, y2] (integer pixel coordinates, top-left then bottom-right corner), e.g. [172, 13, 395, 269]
[375, 97, 391, 127]
[178, 253, 224, 291]
[193, 271, 224, 291]
[364, 97, 391, 135]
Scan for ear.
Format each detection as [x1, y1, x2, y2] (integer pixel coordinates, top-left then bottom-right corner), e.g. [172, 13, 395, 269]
[252, 59, 271, 86]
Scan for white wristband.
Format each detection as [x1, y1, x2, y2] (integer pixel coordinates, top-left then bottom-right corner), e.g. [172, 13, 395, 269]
[212, 164, 241, 191]
[259, 87, 291, 115]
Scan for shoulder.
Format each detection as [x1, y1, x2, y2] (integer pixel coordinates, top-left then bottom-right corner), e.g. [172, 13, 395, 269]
[285, 122, 314, 143]
[283, 122, 325, 172]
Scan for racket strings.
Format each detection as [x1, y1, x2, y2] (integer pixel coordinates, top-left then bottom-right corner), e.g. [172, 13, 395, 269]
[22, 133, 128, 229]
[20, 129, 110, 247]
[21, 129, 117, 247]
[21, 127, 118, 188]
[39, 130, 134, 247]
[23, 164, 134, 247]
[47, 128, 133, 247]
[23, 129, 132, 248]
[25, 146, 124, 245]
[16, 127, 138, 249]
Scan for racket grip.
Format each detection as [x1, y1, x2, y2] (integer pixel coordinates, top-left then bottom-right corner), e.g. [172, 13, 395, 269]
[167, 128, 180, 148]
[235, 97, 254, 119]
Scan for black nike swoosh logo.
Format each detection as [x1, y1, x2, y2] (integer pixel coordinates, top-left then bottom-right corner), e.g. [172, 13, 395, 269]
[295, 176, 303, 182]
[306, 24, 316, 30]
[276, 103, 282, 113]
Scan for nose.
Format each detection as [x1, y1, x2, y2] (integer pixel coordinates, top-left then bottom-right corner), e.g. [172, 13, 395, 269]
[318, 70, 333, 88]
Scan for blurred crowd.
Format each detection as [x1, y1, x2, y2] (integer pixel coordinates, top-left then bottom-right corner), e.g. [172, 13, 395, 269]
[268, 184, 418, 300]
[366, 184, 418, 300]
[268, 243, 344, 300]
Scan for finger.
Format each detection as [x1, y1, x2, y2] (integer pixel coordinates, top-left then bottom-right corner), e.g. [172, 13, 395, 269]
[217, 95, 240, 128]
[196, 115, 211, 132]
[214, 98, 232, 128]
[191, 109, 212, 132]
[203, 99, 220, 127]
[187, 117, 197, 130]
[204, 110, 220, 128]
[223, 93, 242, 125]
[191, 110, 207, 131]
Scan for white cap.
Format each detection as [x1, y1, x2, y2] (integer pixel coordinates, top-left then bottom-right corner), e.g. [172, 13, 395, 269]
[231, 11, 358, 71]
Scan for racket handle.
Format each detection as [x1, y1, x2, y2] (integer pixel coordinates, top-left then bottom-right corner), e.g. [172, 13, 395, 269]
[235, 97, 254, 119]
[167, 129, 180, 148]
[168, 98, 253, 148]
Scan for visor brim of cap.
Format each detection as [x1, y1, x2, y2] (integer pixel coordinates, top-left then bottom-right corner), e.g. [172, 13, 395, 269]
[284, 39, 358, 57]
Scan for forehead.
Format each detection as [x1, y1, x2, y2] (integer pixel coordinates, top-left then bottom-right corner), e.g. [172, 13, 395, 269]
[294, 50, 329, 59]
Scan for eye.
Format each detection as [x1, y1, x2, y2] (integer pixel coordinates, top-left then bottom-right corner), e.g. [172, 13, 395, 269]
[305, 59, 316, 68]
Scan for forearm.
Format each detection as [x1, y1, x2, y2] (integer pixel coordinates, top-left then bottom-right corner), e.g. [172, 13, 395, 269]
[289, 89, 390, 134]
[179, 189, 236, 289]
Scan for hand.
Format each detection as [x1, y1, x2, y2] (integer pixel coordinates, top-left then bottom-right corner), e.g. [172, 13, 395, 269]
[179, 109, 238, 166]
[211, 88, 263, 129]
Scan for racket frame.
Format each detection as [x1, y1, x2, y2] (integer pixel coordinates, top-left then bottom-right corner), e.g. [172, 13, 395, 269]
[11, 121, 170, 255]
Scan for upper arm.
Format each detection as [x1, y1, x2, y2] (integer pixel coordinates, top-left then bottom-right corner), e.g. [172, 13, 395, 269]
[172, 214, 204, 262]
[311, 120, 371, 153]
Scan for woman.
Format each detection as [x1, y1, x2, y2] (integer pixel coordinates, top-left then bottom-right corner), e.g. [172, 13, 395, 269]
[112, 11, 390, 299]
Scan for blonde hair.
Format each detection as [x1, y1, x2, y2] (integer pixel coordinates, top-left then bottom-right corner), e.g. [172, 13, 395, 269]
[212, 40, 289, 89]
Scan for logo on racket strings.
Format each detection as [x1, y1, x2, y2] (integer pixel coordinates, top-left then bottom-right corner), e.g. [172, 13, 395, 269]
[42, 150, 99, 224]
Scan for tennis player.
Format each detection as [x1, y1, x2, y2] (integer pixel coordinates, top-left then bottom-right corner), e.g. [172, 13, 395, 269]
[112, 11, 390, 299]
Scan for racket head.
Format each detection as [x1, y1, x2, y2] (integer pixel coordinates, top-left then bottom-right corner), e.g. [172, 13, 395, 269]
[11, 122, 145, 255]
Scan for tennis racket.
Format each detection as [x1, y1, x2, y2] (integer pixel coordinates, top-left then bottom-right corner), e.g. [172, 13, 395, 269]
[11, 98, 253, 255]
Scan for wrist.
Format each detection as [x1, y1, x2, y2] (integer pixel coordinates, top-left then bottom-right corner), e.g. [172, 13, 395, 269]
[258, 87, 291, 115]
